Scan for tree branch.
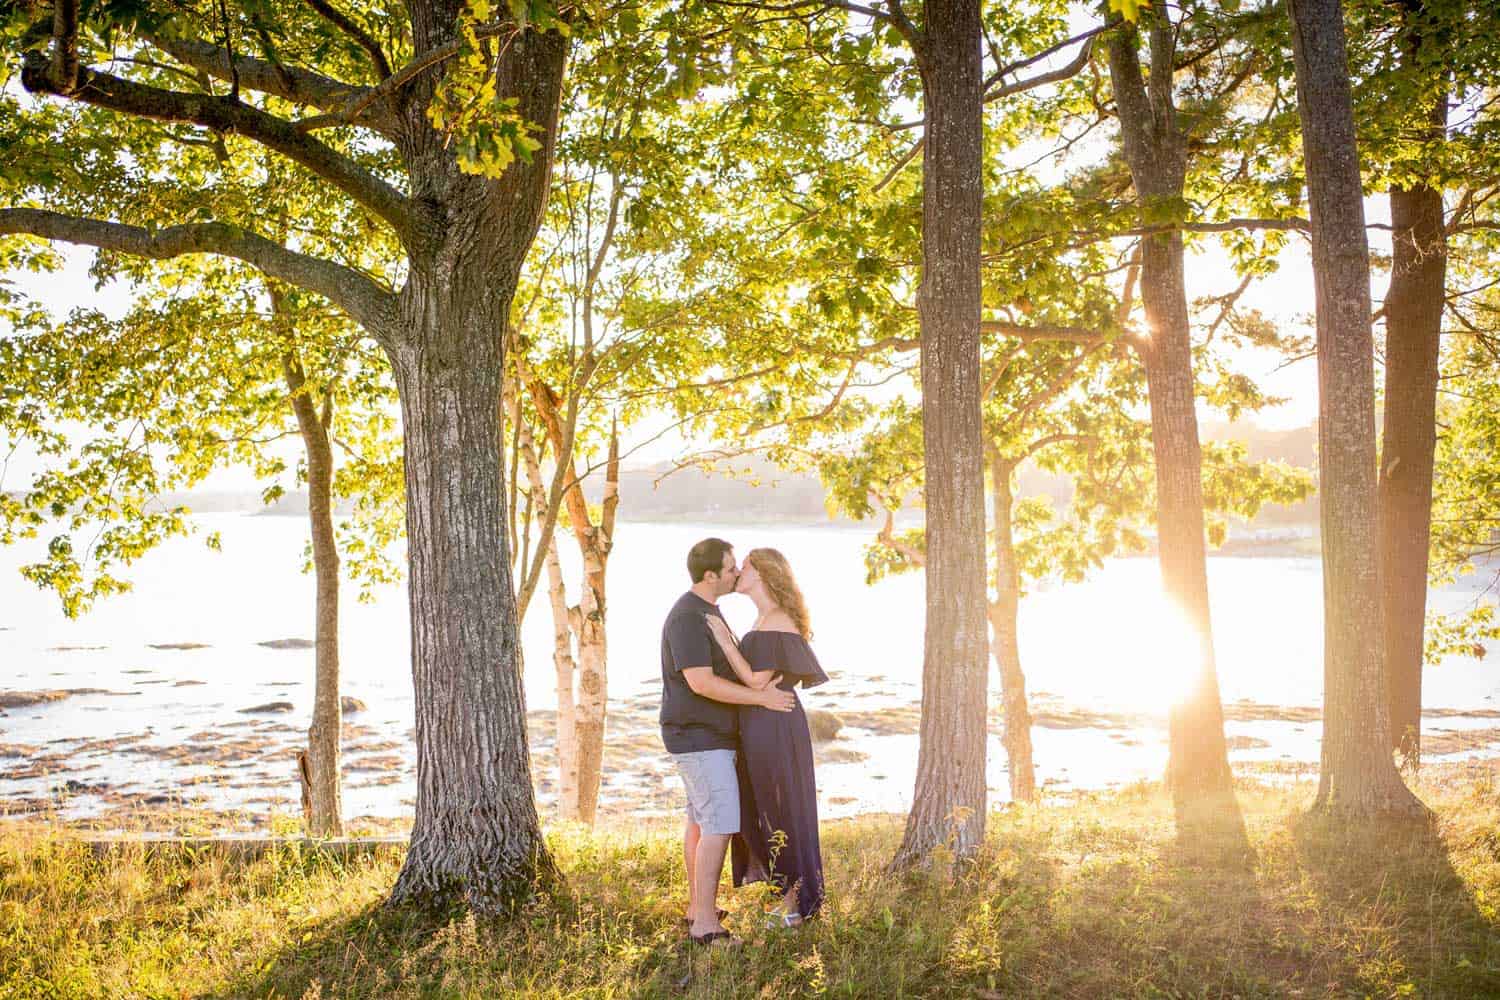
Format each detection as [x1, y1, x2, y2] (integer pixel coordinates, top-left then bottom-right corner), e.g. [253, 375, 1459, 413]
[872, 135, 923, 193]
[1018, 431, 1094, 465]
[709, 0, 922, 47]
[21, 55, 414, 243]
[878, 507, 926, 567]
[983, 19, 1116, 95]
[145, 33, 395, 134]
[0, 209, 398, 341]
[984, 40, 1094, 104]
[301, 0, 394, 80]
[295, 21, 520, 132]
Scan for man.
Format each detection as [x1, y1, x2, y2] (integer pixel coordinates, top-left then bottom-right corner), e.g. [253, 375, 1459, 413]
[661, 537, 795, 945]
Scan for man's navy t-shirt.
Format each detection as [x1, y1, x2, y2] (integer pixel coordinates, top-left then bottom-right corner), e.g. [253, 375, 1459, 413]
[660, 591, 739, 754]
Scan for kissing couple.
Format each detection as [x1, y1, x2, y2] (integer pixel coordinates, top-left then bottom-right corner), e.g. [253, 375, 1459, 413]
[658, 537, 828, 947]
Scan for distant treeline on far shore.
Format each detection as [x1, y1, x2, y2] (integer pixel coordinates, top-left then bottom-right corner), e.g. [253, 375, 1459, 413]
[116, 420, 1320, 530]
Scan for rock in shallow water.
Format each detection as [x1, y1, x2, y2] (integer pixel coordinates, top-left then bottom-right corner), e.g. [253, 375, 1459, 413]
[0, 690, 71, 709]
[239, 701, 294, 714]
[259, 638, 315, 650]
[806, 709, 843, 742]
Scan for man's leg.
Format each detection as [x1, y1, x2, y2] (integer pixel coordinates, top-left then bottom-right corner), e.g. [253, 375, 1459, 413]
[688, 832, 731, 935]
[676, 748, 738, 939]
[683, 818, 701, 919]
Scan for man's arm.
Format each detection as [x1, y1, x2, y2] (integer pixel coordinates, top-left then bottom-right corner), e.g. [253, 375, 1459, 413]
[682, 667, 795, 712]
[705, 615, 778, 690]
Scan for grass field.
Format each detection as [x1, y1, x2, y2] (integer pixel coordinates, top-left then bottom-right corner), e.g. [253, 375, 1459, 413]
[4, 770, 1500, 998]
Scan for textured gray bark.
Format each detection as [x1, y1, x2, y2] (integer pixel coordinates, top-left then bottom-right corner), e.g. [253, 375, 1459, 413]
[387, 305, 554, 908]
[1379, 2, 1448, 762]
[1286, 0, 1424, 816]
[384, 25, 571, 907]
[281, 341, 344, 840]
[1107, 17, 1235, 808]
[989, 459, 1036, 804]
[895, 0, 991, 868]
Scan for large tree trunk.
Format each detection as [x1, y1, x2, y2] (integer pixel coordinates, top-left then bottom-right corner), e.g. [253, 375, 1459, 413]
[385, 23, 568, 908]
[387, 294, 555, 907]
[895, 0, 990, 867]
[281, 340, 343, 838]
[1107, 16, 1235, 808]
[988, 458, 1036, 804]
[1379, 1, 1448, 762]
[1286, 0, 1425, 816]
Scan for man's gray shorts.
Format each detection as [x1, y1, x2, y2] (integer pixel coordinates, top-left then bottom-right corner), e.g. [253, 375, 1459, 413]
[672, 748, 740, 835]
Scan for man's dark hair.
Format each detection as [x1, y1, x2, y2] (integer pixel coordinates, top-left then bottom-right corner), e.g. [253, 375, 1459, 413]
[687, 537, 734, 583]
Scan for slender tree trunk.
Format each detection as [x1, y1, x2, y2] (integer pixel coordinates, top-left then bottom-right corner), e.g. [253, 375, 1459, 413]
[1286, 0, 1425, 816]
[281, 340, 343, 838]
[1380, 1, 1448, 762]
[1107, 16, 1235, 808]
[508, 386, 581, 819]
[524, 384, 619, 825]
[545, 532, 580, 817]
[988, 458, 1036, 803]
[895, 0, 990, 867]
[1380, 182, 1445, 763]
[569, 425, 617, 825]
[1138, 236, 1234, 803]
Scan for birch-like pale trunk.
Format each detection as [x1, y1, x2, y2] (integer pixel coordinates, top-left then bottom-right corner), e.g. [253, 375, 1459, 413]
[509, 387, 582, 819]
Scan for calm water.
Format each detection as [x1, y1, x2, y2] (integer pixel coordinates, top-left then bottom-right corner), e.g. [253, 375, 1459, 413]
[2, 514, 1496, 821]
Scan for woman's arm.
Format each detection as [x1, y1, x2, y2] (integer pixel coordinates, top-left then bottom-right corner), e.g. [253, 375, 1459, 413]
[705, 615, 779, 690]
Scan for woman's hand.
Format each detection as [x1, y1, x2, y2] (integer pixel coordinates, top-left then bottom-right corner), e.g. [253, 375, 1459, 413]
[705, 614, 736, 651]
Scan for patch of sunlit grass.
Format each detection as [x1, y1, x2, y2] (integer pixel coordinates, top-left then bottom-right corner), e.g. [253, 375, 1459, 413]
[3, 772, 1499, 997]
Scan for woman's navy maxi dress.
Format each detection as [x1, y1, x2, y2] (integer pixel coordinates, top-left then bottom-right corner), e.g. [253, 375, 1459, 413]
[730, 630, 829, 919]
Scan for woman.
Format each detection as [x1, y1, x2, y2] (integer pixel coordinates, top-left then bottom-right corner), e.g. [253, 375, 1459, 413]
[704, 547, 827, 926]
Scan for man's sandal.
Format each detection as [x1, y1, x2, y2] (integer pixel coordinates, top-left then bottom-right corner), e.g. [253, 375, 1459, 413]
[689, 929, 740, 947]
[680, 909, 728, 928]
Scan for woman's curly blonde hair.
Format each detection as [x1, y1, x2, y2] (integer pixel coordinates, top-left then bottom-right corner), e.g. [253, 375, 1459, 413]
[746, 547, 812, 640]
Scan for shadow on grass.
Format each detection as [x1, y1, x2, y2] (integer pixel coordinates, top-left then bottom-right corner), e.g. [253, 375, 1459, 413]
[1170, 788, 1256, 873]
[210, 878, 696, 999]
[1288, 808, 1500, 996]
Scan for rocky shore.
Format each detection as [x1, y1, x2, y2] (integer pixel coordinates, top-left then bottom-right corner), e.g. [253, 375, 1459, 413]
[7, 678, 1500, 831]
